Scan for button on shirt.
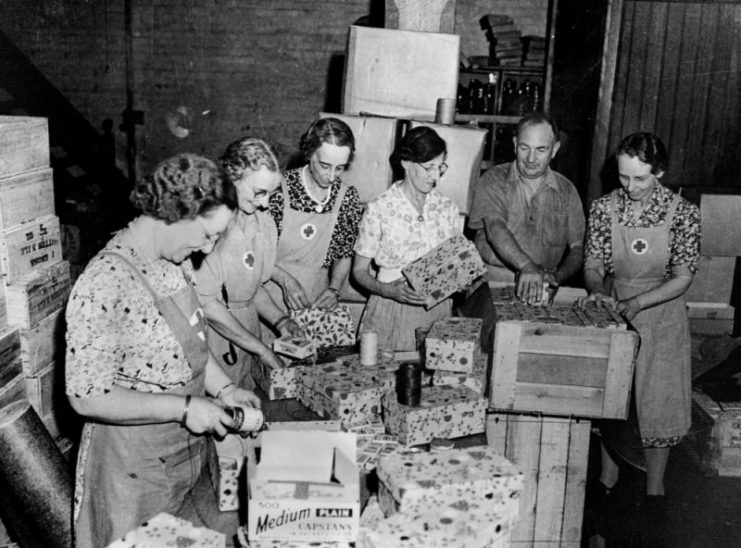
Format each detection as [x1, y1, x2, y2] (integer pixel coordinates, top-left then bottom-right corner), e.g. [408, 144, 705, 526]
[468, 161, 585, 273]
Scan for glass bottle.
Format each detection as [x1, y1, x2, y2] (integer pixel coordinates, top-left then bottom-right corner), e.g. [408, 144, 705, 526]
[501, 78, 517, 115]
[483, 73, 497, 115]
[468, 79, 484, 114]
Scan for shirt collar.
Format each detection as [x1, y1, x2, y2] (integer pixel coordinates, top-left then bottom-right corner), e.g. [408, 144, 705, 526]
[508, 161, 558, 190]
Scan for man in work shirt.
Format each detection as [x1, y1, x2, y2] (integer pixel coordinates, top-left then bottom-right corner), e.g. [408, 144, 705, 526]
[468, 112, 585, 304]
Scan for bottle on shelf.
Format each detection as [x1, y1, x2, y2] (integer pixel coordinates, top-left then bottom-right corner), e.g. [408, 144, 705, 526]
[517, 79, 531, 116]
[468, 78, 484, 114]
[529, 80, 542, 112]
[501, 78, 517, 115]
[483, 73, 497, 115]
[456, 83, 469, 114]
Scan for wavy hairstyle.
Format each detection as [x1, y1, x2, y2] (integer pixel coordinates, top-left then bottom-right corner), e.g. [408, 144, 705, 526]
[617, 132, 668, 174]
[130, 153, 238, 223]
[219, 137, 281, 183]
[391, 125, 447, 171]
[299, 117, 356, 165]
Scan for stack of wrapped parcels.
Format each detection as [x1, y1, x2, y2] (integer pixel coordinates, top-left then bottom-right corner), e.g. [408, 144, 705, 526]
[357, 446, 524, 547]
[424, 317, 488, 396]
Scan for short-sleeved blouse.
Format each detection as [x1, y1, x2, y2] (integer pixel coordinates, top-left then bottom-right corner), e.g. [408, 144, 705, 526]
[65, 232, 196, 398]
[584, 184, 701, 277]
[268, 168, 362, 268]
[354, 182, 463, 271]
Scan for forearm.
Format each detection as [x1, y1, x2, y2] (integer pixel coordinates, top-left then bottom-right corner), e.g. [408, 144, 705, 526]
[205, 352, 237, 397]
[328, 257, 352, 292]
[203, 300, 270, 358]
[68, 385, 185, 426]
[352, 256, 388, 298]
[629, 274, 693, 311]
[484, 218, 534, 271]
[553, 245, 584, 285]
[270, 266, 291, 288]
[254, 286, 287, 325]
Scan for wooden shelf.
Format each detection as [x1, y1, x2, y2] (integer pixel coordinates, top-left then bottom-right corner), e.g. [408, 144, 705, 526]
[455, 114, 521, 124]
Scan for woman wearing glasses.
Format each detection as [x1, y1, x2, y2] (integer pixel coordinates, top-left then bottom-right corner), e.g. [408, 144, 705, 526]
[193, 137, 298, 390]
[65, 154, 261, 546]
[352, 126, 462, 351]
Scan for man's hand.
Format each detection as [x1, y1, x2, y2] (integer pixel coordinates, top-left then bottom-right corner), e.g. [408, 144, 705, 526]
[516, 263, 547, 305]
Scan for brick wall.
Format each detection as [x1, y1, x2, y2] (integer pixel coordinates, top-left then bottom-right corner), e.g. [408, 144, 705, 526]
[0, 0, 547, 176]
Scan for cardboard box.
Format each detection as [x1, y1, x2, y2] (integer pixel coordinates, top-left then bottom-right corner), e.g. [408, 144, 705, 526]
[247, 430, 360, 542]
[488, 284, 638, 419]
[295, 362, 395, 426]
[0, 116, 50, 178]
[687, 302, 735, 336]
[425, 317, 482, 373]
[382, 385, 487, 446]
[685, 256, 735, 303]
[105, 512, 225, 547]
[486, 412, 591, 547]
[237, 529, 351, 548]
[428, 353, 488, 397]
[684, 391, 741, 476]
[6, 260, 70, 329]
[408, 122, 487, 215]
[213, 435, 247, 512]
[253, 359, 299, 400]
[289, 305, 355, 348]
[343, 26, 459, 122]
[0, 214, 62, 284]
[356, 496, 513, 548]
[402, 235, 487, 309]
[0, 168, 54, 231]
[319, 113, 397, 205]
[273, 336, 314, 360]
[376, 445, 523, 518]
[700, 194, 741, 256]
[19, 308, 64, 376]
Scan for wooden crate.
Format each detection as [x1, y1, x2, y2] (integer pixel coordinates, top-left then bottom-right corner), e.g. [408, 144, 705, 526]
[0, 327, 21, 388]
[0, 214, 62, 284]
[0, 168, 55, 230]
[343, 26, 459, 121]
[25, 360, 63, 418]
[486, 412, 590, 547]
[684, 391, 741, 476]
[488, 285, 638, 419]
[319, 112, 398, 205]
[408, 121, 487, 214]
[0, 116, 50, 177]
[687, 303, 735, 336]
[685, 256, 735, 303]
[20, 308, 65, 376]
[6, 260, 71, 329]
[0, 373, 26, 409]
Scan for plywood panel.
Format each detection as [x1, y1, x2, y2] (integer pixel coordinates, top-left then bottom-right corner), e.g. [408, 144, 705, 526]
[700, 195, 741, 256]
[343, 26, 459, 122]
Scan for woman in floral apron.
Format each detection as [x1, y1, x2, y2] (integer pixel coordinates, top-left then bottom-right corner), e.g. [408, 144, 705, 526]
[193, 137, 299, 389]
[581, 133, 700, 518]
[265, 118, 362, 317]
[65, 154, 262, 547]
[353, 126, 463, 351]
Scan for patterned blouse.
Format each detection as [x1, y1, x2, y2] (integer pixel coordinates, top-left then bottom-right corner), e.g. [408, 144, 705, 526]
[65, 232, 195, 398]
[584, 184, 701, 277]
[355, 182, 463, 274]
[268, 168, 362, 269]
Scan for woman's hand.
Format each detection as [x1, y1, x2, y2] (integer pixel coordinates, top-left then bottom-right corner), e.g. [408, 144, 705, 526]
[312, 288, 339, 310]
[279, 273, 310, 310]
[221, 386, 261, 409]
[616, 297, 642, 321]
[181, 395, 232, 437]
[260, 348, 286, 370]
[382, 279, 427, 306]
[578, 291, 618, 310]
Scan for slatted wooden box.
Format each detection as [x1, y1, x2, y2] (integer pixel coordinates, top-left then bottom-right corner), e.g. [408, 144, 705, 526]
[487, 412, 590, 547]
[6, 260, 71, 329]
[0, 326, 21, 388]
[25, 360, 60, 417]
[684, 391, 741, 476]
[19, 307, 65, 376]
[0, 213, 62, 284]
[0, 168, 55, 230]
[488, 285, 638, 419]
[0, 116, 50, 177]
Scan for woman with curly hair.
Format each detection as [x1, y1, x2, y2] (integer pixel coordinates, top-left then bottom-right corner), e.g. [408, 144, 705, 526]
[193, 137, 300, 389]
[65, 153, 261, 547]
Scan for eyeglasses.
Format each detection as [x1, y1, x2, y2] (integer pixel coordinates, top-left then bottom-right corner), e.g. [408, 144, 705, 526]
[195, 217, 221, 243]
[417, 161, 448, 176]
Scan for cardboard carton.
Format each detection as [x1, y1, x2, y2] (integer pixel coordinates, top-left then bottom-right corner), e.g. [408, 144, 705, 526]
[273, 336, 314, 360]
[428, 353, 488, 396]
[247, 431, 360, 542]
[425, 317, 482, 372]
[382, 385, 487, 446]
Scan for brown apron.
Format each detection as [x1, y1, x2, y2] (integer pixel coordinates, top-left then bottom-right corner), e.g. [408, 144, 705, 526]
[610, 191, 691, 440]
[74, 251, 218, 547]
[207, 211, 275, 389]
[264, 179, 347, 309]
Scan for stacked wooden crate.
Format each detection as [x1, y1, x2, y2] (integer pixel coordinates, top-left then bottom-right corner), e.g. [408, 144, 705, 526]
[483, 283, 639, 547]
[0, 116, 73, 450]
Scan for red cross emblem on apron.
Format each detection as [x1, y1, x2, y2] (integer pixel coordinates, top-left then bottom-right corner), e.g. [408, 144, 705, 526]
[300, 222, 317, 240]
[631, 237, 649, 255]
[242, 250, 255, 270]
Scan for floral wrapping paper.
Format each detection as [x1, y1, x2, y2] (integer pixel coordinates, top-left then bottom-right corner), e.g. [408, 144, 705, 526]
[106, 513, 225, 547]
[382, 385, 487, 446]
[427, 353, 488, 396]
[356, 496, 513, 548]
[290, 305, 356, 348]
[217, 457, 241, 511]
[252, 359, 299, 400]
[375, 446, 523, 519]
[425, 317, 482, 372]
[401, 235, 486, 309]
